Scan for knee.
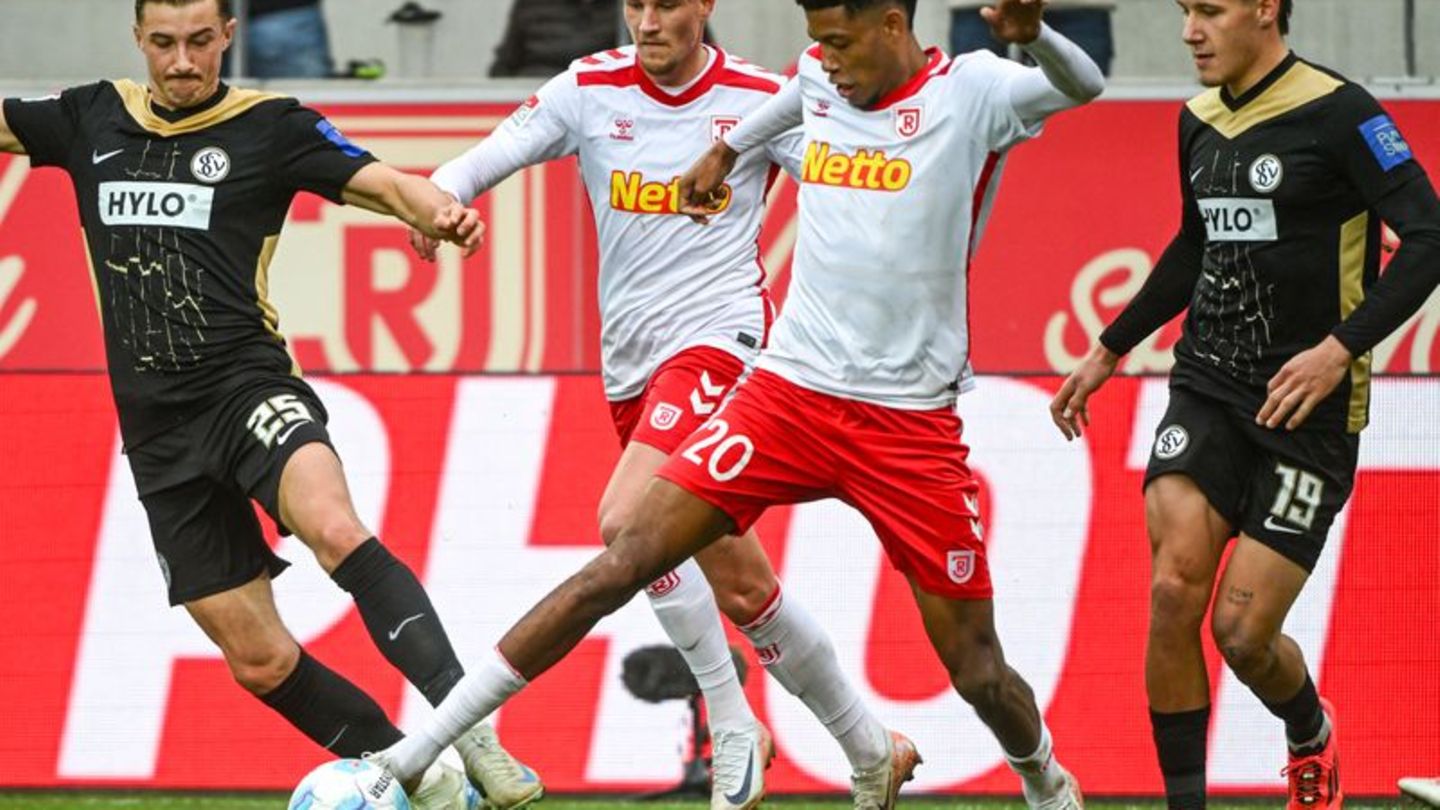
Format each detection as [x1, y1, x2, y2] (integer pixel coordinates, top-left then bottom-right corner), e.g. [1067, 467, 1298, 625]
[227, 640, 300, 696]
[597, 501, 631, 549]
[713, 574, 777, 626]
[1149, 571, 1211, 635]
[309, 517, 370, 573]
[1211, 614, 1274, 681]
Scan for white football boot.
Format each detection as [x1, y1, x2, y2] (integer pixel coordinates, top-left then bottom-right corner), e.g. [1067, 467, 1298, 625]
[455, 721, 545, 809]
[710, 723, 773, 810]
[850, 730, 921, 810]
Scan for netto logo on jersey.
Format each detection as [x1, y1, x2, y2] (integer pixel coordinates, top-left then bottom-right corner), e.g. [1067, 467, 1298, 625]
[800, 142, 912, 191]
[98, 182, 215, 230]
[610, 171, 732, 215]
[1198, 197, 1277, 242]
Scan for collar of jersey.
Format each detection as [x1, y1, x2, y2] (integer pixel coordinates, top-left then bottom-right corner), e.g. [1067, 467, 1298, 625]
[112, 79, 285, 138]
[633, 46, 729, 107]
[866, 48, 946, 112]
[1220, 51, 1299, 112]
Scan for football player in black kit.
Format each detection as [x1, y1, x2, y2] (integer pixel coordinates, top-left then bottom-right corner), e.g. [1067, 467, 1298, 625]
[0, 2, 545, 808]
[1048, 0, 1440, 808]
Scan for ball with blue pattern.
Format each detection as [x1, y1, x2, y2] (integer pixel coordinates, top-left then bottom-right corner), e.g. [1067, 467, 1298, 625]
[288, 758, 412, 810]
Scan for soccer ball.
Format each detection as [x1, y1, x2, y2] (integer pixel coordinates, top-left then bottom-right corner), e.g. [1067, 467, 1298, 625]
[288, 758, 411, 810]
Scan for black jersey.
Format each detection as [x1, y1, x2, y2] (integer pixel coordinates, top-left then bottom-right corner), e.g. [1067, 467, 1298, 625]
[1169, 54, 1425, 433]
[3, 80, 376, 447]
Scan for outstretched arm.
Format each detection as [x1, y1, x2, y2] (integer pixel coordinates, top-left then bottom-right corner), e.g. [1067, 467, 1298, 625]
[342, 163, 485, 256]
[979, 0, 1104, 124]
[678, 77, 803, 220]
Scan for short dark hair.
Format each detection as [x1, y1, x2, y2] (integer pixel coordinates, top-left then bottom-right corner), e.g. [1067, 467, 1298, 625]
[1278, 0, 1292, 35]
[135, 0, 234, 24]
[794, 0, 917, 27]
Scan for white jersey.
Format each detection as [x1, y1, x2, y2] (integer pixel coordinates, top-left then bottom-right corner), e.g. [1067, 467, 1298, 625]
[433, 46, 803, 401]
[757, 46, 1044, 409]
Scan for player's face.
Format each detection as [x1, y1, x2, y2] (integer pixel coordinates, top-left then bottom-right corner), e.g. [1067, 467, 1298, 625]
[805, 4, 911, 109]
[134, 0, 235, 110]
[625, 0, 714, 84]
[1177, 0, 1281, 89]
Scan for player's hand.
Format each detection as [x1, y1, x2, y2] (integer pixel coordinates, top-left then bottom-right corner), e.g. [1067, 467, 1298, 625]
[1256, 335, 1352, 431]
[678, 140, 740, 224]
[432, 203, 486, 258]
[980, 0, 1047, 45]
[409, 227, 441, 263]
[1049, 343, 1119, 441]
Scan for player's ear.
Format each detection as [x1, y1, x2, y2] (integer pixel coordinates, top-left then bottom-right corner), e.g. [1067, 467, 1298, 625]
[881, 4, 908, 39]
[133, 22, 144, 51]
[1255, 0, 1280, 29]
[221, 15, 237, 49]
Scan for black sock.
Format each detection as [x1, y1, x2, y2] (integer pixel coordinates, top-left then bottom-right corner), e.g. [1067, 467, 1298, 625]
[1261, 673, 1326, 753]
[332, 537, 465, 706]
[258, 650, 403, 757]
[1151, 706, 1210, 810]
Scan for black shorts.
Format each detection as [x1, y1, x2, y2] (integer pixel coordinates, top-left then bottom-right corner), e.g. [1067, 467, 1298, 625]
[1143, 386, 1359, 572]
[125, 376, 334, 605]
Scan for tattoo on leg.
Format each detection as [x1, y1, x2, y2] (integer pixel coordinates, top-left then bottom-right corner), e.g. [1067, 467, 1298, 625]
[1225, 586, 1254, 606]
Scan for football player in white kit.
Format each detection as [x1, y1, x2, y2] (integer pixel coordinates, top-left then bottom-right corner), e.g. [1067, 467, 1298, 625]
[374, 1, 1100, 808]
[407, 2, 903, 808]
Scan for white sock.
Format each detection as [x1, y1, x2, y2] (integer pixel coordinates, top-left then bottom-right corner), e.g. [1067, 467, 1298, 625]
[1005, 724, 1067, 802]
[739, 588, 888, 771]
[386, 648, 526, 782]
[645, 558, 755, 733]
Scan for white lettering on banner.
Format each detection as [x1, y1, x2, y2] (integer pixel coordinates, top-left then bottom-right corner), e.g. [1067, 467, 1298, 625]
[58, 381, 389, 778]
[771, 379, 1091, 788]
[406, 378, 692, 783]
[1125, 378, 1440, 786]
[1373, 286, 1440, 373]
[1198, 198, 1278, 242]
[0, 159, 37, 361]
[0, 255, 38, 361]
[97, 182, 214, 230]
[1043, 249, 1175, 374]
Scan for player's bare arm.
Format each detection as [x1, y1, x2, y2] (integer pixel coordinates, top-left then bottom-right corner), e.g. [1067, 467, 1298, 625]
[343, 163, 485, 257]
[979, 0, 1046, 44]
[0, 104, 24, 154]
[1050, 343, 1120, 441]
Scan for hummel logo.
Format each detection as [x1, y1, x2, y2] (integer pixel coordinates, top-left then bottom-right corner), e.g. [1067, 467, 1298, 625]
[388, 613, 425, 641]
[689, 371, 727, 416]
[1263, 516, 1305, 535]
[92, 148, 124, 165]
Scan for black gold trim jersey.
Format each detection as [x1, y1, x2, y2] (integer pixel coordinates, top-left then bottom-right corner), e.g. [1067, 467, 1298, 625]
[3, 80, 376, 447]
[1170, 54, 1426, 433]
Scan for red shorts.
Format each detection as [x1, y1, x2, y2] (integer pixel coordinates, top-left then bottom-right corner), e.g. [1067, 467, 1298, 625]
[609, 346, 750, 455]
[657, 369, 991, 599]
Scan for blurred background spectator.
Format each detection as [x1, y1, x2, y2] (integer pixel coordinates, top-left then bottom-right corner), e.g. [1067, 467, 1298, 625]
[949, 0, 1115, 76]
[489, 0, 622, 78]
[239, 0, 335, 78]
